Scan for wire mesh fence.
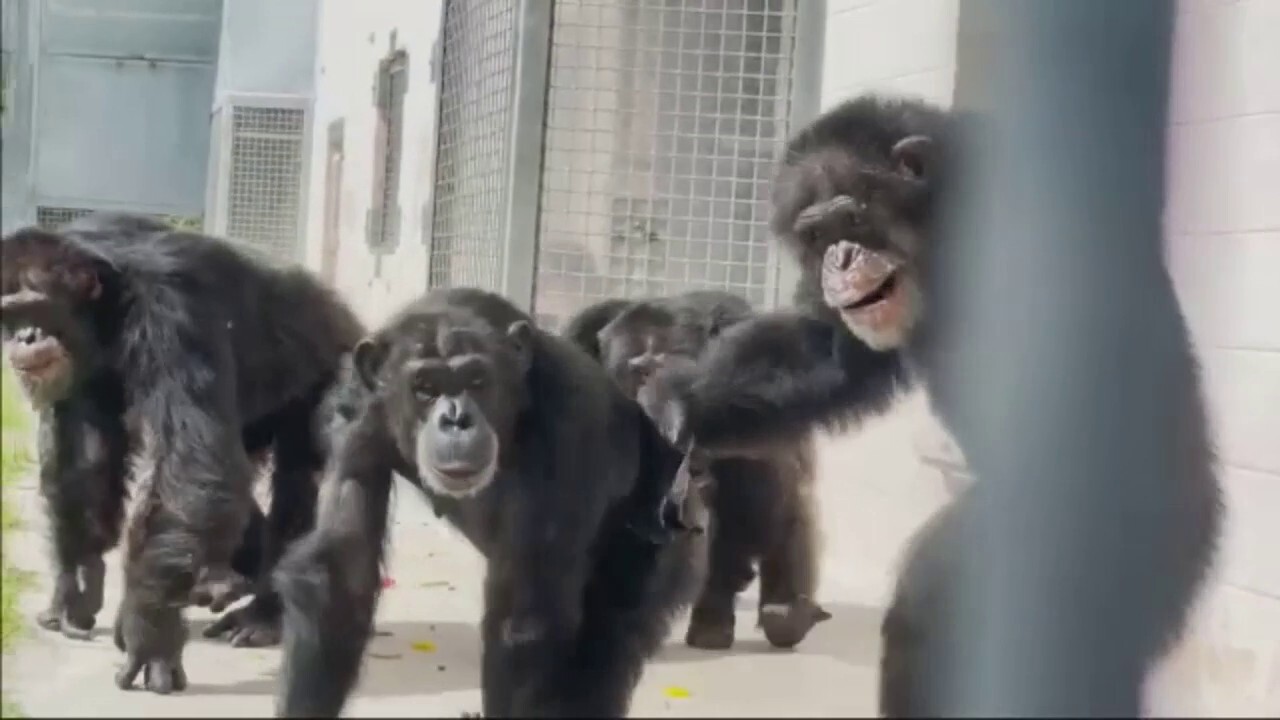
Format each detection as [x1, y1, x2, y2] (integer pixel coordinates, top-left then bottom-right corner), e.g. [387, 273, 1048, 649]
[225, 105, 308, 264]
[428, 0, 519, 291]
[35, 206, 95, 228]
[532, 0, 804, 330]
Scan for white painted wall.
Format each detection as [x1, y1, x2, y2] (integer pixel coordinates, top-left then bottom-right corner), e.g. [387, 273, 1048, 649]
[1153, 1, 1280, 714]
[301, 0, 444, 328]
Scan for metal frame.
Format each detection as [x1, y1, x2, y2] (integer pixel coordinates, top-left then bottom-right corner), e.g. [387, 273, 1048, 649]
[771, 0, 826, 308]
[499, 0, 553, 311]
[421, 0, 450, 261]
[205, 91, 314, 262]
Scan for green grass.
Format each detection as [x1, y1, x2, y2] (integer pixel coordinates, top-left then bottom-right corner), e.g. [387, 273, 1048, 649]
[2, 365, 35, 718]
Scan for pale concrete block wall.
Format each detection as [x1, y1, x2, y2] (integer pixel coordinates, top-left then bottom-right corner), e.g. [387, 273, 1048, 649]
[809, 0, 960, 610]
[301, 0, 443, 328]
[1153, 1, 1280, 714]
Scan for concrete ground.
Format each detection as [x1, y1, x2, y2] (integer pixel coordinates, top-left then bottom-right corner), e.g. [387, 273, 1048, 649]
[1, 463, 885, 718]
[5, 390, 1274, 716]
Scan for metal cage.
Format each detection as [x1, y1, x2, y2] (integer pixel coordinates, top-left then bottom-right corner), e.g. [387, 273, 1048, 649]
[425, 0, 824, 325]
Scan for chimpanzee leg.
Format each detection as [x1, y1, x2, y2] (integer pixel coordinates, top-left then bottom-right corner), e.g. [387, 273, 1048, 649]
[206, 401, 321, 647]
[757, 451, 830, 649]
[36, 393, 128, 641]
[685, 476, 756, 650]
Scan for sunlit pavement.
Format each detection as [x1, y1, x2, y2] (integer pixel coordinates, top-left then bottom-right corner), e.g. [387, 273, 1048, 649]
[2, 470, 880, 718]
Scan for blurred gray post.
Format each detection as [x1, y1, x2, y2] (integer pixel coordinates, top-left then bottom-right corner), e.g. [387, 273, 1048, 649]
[936, 0, 1177, 714]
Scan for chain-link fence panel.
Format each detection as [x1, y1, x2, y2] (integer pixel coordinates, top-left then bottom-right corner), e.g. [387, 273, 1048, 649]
[428, 0, 519, 291]
[532, 0, 803, 329]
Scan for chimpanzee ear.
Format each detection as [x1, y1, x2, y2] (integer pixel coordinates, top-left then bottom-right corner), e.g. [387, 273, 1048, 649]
[353, 337, 390, 392]
[68, 265, 103, 302]
[890, 135, 933, 181]
[506, 320, 535, 374]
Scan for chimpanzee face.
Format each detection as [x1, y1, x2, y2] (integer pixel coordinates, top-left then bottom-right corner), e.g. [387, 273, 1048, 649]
[354, 313, 531, 499]
[0, 229, 107, 406]
[597, 309, 704, 400]
[777, 136, 934, 351]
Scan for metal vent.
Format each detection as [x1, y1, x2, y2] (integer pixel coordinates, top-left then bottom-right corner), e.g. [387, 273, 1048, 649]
[225, 105, 307, 263]
[428, 0, 518, 291]
[36, 206, 95, 228]
[533, 0, 803, 330]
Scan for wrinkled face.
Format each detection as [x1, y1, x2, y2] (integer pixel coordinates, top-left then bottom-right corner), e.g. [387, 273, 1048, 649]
[358, 316, 531, 499]
[598, 312, 703, 400]
[783, 136, 934, 351]
[1, 230, 104, 406]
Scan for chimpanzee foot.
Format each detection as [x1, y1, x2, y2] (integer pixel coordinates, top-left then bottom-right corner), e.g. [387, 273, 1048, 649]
[37, 565, 101, 640]
[203, 596, 282, 647]
[115, 655, 188, 695]
[114, 600, 189, 695]
[758, 596, 832, 649]
[685, 608, 736, 650]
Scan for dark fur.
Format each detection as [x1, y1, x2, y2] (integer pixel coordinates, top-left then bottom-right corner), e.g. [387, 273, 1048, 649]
[657, 95, 1223, 716]
[565, 290, 830, 650]
[274, 288, 704, 718]
[0, 213, 364, 693]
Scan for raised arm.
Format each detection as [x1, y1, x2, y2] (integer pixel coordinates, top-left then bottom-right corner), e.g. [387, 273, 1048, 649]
[671, 311, 907, 457]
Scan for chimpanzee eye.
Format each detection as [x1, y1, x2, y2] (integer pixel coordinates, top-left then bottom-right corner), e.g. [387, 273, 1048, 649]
[415, 382, 436, 400]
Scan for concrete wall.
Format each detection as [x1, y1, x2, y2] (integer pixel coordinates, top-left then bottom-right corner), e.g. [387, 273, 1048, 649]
[1154, 0, 1280, 714]
[300, 0, 443, 328]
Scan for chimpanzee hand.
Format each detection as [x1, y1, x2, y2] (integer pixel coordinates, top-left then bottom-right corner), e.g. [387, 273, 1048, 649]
[36, 557, 105, 641]
[189, 563, 253, 613]
[113, 594, 189, 694]
[203, 595, 283, 647]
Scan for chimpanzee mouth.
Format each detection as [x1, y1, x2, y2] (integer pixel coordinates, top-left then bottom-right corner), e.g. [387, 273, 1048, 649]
[6, 326, 64, 373]
[423, 456, 498, 498]
[843, 272, 899, 312]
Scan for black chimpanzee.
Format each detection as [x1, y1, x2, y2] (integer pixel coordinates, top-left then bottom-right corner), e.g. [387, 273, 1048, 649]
[564, 290, 831, 651]
[0, 213, 365, 693]
[649, 95, 1223, 716]
[273, 287, 706, 718]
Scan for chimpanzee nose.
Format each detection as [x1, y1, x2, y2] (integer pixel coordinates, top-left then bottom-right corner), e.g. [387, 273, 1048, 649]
[628, 354, 660, 381]
[15, 326, 45, 345]
[830, 241, 858, 271]
[436, 398, 474, 432]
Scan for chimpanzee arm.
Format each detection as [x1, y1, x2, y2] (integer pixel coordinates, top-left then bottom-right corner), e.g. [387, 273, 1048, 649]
[35, 390, 127, 640]
[113, 299, 256, 692]
[481, 427, 610, 717]
[274, 405, 396, 718]
[671, 311, 908, 456]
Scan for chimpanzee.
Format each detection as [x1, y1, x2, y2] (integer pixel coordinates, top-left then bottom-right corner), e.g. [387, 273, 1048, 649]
[648, 94, 1223, 716]
[564, 290, 831, 651]
[0, 213, 365, 694]
[273, 287, 706, 718]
